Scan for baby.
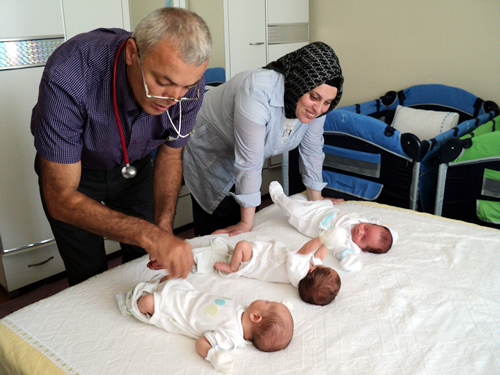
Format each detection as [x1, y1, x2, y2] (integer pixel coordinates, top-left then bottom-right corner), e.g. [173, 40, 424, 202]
[193, 235, 341, 306]
[269, 181, 398, 272]
[117, 275, 293, 373]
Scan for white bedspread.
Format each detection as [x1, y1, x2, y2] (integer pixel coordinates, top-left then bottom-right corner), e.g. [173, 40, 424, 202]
[2, 201, 500, 374]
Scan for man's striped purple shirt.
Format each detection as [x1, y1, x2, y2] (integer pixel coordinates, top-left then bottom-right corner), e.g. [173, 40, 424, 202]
[31, 28, 204, 170]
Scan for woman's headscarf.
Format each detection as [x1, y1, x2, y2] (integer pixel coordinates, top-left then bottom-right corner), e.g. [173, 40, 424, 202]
[264, 41, 343, 119]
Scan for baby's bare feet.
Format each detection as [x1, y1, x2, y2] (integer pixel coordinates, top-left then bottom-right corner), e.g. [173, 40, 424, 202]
[214, 262, 233, 273]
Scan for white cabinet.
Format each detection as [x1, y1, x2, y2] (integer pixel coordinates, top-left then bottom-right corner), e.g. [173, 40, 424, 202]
[61, 0, 131, 39]
[0, 0, 129, 294]
[223, 0, 310, 79]
[224, 0, 267, 78]
[186, 0, 309, 195]
[222, 0, 309, 188]
[265, 0, 310, 65]
[189, 0, 309, 79]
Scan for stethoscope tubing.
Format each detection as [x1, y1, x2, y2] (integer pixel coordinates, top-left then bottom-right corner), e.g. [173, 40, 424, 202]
[113, 41, 131, 168]
[112, 39, 188, 178]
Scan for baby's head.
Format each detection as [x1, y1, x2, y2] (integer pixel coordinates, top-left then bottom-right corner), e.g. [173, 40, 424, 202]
[245, 300, 293, 352]
[351, 223, 394, 254]
[298, 266, 341, 306]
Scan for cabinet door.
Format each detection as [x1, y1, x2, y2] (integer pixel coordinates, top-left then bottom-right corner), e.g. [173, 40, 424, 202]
[267, 0, 309, 62]
[225, 0, 266, 78]
[62, 0, 131, 39]
[267, 0, 309, 24]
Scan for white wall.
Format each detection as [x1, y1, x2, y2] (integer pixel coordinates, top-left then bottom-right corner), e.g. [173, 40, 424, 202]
[310, 0, 500, 107]
[129, 0, 166, 30]
[188, 0, 225, 68]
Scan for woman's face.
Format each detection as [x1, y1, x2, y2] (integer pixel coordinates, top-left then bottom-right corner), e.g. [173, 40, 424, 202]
[295, 84, 338, 124]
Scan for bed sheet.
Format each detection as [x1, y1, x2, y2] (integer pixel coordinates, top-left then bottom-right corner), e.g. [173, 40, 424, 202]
[1, 200, 500, 374]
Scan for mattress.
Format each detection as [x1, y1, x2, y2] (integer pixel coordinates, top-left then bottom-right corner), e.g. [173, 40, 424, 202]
[1, 200, 499, 374]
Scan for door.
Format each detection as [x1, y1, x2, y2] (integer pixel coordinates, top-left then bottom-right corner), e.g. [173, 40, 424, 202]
[224, 0, 267, 78]
[62, 0, 131, 39]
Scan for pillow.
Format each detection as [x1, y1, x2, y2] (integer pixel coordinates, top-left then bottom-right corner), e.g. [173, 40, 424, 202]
[391, 105, 460, 140]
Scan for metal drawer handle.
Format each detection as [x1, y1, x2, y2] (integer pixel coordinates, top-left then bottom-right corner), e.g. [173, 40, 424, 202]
[28, 256, 54, 267]
[249, 42, 264, 45]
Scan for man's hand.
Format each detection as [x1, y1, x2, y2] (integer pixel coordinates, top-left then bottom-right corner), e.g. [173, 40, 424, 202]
[146, 232, 193, 278]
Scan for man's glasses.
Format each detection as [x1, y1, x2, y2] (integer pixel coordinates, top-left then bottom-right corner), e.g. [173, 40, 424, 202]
[136, 43, 199, 102]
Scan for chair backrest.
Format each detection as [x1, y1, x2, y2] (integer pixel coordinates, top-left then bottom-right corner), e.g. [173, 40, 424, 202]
[204, 67, 226, 91]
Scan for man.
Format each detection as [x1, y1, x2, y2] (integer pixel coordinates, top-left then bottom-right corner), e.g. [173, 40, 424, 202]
[31, 8, 212, 285]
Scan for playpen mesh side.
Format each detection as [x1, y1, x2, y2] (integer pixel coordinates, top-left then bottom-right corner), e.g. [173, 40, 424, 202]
[335, 85, 498, 212]
[285, 85, 498, 214]
[437, 117, 500, 229]
[439, 161, 500, 229]
[287, 134, 415, 209]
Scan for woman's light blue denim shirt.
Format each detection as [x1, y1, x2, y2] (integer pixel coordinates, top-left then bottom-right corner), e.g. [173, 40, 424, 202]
[183, 68, 327, 214]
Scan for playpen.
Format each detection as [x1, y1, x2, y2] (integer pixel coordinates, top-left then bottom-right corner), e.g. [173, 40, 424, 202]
[434, 115, 500, 229]
[284, 84, 498, 213]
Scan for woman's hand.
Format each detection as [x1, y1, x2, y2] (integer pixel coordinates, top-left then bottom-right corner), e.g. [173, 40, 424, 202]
[212, 206, 255, 236]
[212, 221, 252, 236]
[322, 196, 345, 205]
[307, 187, 345, 204]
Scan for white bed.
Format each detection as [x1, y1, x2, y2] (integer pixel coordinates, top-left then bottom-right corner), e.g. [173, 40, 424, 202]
[1, 199, 499, 374]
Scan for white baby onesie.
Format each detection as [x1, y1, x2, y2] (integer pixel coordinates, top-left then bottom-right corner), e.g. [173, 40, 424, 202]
[269, 181, 398, 272]
[218, 239, 322, 287]
[118, 276, 248, 351]
[192, 237, 322, 287]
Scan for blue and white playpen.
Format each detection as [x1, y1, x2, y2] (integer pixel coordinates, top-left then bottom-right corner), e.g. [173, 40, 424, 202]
[283, 84, 498, 212]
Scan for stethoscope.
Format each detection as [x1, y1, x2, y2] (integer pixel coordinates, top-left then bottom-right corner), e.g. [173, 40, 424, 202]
[113, 41, 137, 178]
[112, 40, 188, 178]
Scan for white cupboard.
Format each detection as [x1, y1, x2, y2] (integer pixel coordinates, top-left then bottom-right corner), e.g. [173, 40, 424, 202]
[224, 0, 267, 78]
[188, 0, 309, 79]
[0, 0, 129, 294]
[187, 0, 309, 194]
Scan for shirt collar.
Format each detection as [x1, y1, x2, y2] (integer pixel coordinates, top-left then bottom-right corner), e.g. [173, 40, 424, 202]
[115, 45, 139, 115]
[269, 71, 285, 108]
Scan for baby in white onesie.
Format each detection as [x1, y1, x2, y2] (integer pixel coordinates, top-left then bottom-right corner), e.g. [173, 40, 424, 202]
[269, 181, 398, 272]
[193, 234, 341, 306]
[117, 275, 293, 373]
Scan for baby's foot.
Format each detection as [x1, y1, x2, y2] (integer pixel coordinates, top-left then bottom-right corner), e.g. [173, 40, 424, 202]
[269, 181, 285, 203]
[214, 262, 234, 274]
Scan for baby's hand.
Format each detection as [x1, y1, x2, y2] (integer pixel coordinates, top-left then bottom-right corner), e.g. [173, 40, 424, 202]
[206, 345, 234, 372]
[319, 227, 347, 250]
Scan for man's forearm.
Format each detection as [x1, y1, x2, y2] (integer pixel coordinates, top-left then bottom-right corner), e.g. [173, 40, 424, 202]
[41, 156, 164, 250]
[153, 144, 183, 232]
[40, 155, 192, 277]
[46, 185, 164, 251]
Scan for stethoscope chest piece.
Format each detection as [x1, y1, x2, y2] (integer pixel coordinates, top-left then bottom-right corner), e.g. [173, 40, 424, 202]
[121, 164, 137, 179]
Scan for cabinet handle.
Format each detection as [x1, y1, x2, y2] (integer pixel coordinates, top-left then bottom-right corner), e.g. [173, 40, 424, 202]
[28, 256, 54, 267]
[249, 42, 265, 45]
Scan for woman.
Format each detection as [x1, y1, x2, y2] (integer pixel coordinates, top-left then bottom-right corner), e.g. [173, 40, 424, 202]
[183, 41, 344, 236]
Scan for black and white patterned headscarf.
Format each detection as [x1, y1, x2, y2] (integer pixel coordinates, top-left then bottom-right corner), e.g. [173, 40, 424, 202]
[264, 41, 343, 119]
